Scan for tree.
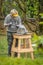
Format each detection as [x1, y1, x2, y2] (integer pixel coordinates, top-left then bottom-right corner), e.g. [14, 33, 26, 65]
[14, 0, 39, 34]
[0, 0, 39, 34]
[0, 0, 4, 19]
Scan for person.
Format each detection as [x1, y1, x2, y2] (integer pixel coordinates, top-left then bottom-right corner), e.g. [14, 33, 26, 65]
[4, 9, 22, 56]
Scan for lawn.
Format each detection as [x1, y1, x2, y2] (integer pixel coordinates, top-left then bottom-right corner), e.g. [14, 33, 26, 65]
[0, 56, 43, 65]
[0, 35, 7, 54]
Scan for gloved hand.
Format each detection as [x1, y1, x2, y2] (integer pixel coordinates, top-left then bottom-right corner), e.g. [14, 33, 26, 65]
[16, 25, 19, 28]
[9, 22, 12, 25]
[9, 22, 12, 27]
[4, 22, 12, 27]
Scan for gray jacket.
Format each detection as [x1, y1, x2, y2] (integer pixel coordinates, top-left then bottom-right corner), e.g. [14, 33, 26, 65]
[4, 14, 22, 32]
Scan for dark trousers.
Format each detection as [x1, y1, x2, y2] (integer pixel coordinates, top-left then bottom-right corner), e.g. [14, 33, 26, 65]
[7, 31, 18, 56]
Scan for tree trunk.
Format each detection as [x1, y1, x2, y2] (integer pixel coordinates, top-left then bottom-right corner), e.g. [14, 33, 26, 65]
[0, 0, 4, 19]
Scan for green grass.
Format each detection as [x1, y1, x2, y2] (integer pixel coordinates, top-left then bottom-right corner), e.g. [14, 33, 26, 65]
[0, 56, 43, 65]
[0, 35, 8, 55]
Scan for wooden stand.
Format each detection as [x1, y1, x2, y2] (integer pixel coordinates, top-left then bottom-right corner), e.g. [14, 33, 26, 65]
[11, 33, 34, 60]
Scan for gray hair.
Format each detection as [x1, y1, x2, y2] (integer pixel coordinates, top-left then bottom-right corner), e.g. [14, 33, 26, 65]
[10, 9, 18, 14]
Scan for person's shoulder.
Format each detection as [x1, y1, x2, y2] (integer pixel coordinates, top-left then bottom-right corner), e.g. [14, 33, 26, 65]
[5, 14, 11, 18]
[5, 14, 10, 17]
[18, 15, 20, 18]
[17, 15, 21, 19]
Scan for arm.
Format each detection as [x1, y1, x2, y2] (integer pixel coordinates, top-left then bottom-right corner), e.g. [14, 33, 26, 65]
[4, 16, 9, 27]
[16, 16, 22, 27]
[4, 15, 12, 27]
[18, 16, 22, 25]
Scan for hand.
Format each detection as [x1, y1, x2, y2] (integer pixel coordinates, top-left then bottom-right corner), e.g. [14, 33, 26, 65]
[9, 22, 12, 25]
[16, 25, 19, 27]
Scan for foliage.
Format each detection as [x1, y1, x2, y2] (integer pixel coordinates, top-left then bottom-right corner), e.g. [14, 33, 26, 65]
[32, 33, 43, 44]
[39, 22, 43, 24]
[26, 0, 39, 18]
[2, 0, 23, 17]
[2, 0, 39, 18]
[39, 13, 43, 18]
[2, 0, 16, 16]
[32, 33, 43, 54]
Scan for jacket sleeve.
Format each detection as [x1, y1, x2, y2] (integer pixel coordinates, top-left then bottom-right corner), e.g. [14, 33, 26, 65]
[17, 16, 22, 25]
[4, 15, 12, 27]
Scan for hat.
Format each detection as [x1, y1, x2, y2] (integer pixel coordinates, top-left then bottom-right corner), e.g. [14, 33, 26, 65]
[10, 9, 18, 17]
